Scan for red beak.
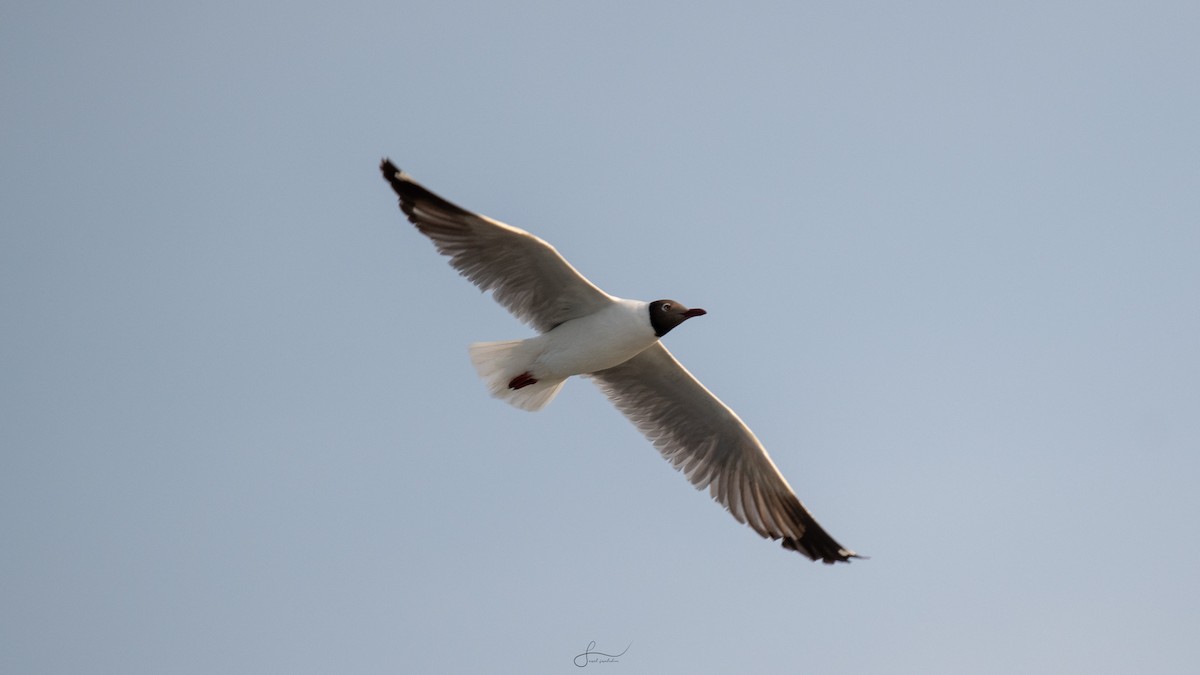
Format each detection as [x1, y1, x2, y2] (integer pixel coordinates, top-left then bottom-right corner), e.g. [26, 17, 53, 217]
[682, 308, 707, 318]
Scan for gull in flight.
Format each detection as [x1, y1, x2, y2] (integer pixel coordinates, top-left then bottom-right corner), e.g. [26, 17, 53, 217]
[380, 160, 860, 563]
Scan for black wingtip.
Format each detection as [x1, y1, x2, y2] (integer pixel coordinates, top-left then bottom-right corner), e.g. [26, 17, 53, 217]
[782, 532, 865, 565]
[379, 157, 420, 211]
[378, 158, 475, 219]
[379, 158, 405, 192]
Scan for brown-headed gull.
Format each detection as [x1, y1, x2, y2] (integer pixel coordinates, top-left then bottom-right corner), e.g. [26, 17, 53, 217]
[380, 159, 860, 564]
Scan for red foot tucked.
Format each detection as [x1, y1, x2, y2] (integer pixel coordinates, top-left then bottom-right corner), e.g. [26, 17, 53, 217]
[508, 372, 538, 390]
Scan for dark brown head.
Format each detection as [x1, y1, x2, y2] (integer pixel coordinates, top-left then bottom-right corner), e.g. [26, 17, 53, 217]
[648, 299, 707, 337]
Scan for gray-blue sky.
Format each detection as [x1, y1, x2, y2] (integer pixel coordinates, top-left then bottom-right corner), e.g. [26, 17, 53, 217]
[3, 1, 1198, 673]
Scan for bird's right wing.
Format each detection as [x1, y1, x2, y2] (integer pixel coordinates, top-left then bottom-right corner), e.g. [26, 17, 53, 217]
[380, 159, 614, 332]
[590, 343, 860, 563]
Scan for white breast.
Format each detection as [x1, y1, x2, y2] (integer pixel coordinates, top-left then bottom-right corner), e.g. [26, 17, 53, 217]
[533, 299, 657, 378]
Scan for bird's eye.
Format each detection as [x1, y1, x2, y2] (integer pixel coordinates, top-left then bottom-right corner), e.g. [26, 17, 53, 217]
[662, 303, 672, 311]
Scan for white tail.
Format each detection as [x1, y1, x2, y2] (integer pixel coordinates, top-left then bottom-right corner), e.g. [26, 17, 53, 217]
[467, 340, 566, 412]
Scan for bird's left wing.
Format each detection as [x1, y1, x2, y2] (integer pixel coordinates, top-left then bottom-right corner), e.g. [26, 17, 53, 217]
[590, 343, 860, 563]
[380, 159, 614, 332]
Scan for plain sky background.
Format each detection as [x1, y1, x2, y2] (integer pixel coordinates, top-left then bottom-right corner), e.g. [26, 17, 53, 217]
[3, 1, 1198, 673]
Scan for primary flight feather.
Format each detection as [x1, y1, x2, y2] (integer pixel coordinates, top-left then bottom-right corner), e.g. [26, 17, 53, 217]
[380, 159, 860, 564]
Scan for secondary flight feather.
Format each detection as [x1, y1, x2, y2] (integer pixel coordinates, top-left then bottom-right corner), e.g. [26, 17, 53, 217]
[380, 159, 860, 564]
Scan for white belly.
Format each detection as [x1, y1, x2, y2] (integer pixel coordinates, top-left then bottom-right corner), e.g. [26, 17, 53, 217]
[532, 299, 657, 378]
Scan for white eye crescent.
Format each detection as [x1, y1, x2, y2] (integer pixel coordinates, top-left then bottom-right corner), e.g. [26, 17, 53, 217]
[662, 302, 672, 311]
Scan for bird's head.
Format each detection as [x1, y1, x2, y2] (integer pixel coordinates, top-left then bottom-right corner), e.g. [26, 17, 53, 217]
[649, 299, 707, 337]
